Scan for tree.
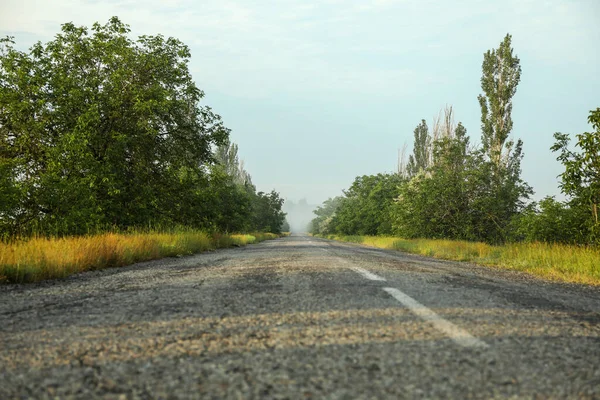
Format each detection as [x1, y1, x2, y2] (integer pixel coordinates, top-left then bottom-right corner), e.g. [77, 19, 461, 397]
[0, 18, 228, 236]
[551, 108, 600, 242]
[252, 191, 286, 233]
[474, 34, 530, 242]
[215, 139, 252, 186]
[281, 219, 291, 233]
[510, 197, 589, 244]
[394, 121, 472, 240]
[310, 196, 343, 235]
[193, 167, 254, 233]
[464, 145, 531, 243]
[331, 174, 403, 235]
[406, 119, 430, 177]
[394, 105, 530, 243]
[478, 33, 522, 171]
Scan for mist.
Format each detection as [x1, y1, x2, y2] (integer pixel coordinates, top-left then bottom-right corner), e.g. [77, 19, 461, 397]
[283, 199, 317, 233]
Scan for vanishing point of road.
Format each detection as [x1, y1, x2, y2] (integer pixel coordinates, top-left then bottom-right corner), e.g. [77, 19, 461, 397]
[1, 234, 599, 398]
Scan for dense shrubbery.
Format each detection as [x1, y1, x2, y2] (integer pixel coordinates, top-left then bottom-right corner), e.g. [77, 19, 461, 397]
[0, 18, 286, 239]
[311, 34, 599, 246]
[509, 197, 589, 244]
[326, 174, 403, 236]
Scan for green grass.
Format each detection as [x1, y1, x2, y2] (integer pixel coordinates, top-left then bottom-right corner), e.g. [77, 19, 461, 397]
[318, 234, 600, 286]
[0, 231, 280, 284]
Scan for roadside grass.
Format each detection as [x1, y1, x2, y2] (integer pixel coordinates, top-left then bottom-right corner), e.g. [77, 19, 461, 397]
[319, 234, 600, 286]
[0, 231, 280, 284]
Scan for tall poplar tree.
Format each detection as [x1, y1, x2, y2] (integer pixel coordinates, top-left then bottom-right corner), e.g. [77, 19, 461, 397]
[478, 33, 521, 170]
[406, 119, 430, 177]
[474, 34, 531, 242]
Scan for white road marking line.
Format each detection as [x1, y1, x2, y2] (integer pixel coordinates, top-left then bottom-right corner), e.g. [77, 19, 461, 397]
[382, 287, 489, 349]
[350, 267, 387, 281]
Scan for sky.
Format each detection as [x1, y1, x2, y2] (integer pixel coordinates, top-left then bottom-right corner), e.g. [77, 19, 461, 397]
[1, 0, 599, 206]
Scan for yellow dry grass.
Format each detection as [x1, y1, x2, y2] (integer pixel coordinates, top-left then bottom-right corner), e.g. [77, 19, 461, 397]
[322, 235, 600, 286]
[0, 231, 279, 284]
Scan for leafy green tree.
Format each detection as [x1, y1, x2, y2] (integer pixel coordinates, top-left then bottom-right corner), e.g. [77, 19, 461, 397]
[552, 108, 600, 242]
[310, 196, 343, 234]
[213, 138, 291, 234]
[478, 33, 522, 171]
[393, 174, 437, 238]
[510, 197, 589, 244]
[0, 160, 20, 239]
[252, 191, 286, 233]
[473, 34, 531, 242]
[215, 139, 252, 186]
[332, 174, 403, 235]
[394, 122, 472, 239]
[194, 167, 254, 233]
[465, 146, 531, 243]
[0, 18, 228, 236]
[395, 112, 530, 243]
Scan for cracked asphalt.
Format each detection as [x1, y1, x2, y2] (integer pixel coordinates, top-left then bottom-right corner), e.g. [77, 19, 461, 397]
[1, 233, 599, 399]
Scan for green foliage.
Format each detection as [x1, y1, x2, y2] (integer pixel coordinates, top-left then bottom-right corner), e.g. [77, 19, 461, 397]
[468, 145, 532, 243]
[214, 138, 252, 186]
[478, 33, 521, 170]
[251, 190, 286, 234]
[0, 18, 225, 235]
[0, 18, 284, 238]
[394, 113, 530, 244]
[406, 119, 430, 177]
[209, 139, 286, 234]
[192, 167, 253, 233]
[310, 34, 589, 247]
[329, 174, 404, 236]
[471, 34, 531, 242]
[395, 122, 472, 239]
[317, 64, 530, 244]
[551, 108, 600, 243]
[510, 197, 589, 244]
[310, 196, 343, 234]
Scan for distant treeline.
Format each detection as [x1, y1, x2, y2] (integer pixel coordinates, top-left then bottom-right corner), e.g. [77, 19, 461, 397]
[311, 35, 600, 245]
[0, 18, 286, 239]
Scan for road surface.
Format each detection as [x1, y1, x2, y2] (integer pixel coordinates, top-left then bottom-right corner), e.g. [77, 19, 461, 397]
[1, 234, 599, 398]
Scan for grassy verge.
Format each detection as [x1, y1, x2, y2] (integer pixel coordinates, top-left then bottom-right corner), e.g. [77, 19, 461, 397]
[318, 234, 600, 286]
[0, 231, 280, 284]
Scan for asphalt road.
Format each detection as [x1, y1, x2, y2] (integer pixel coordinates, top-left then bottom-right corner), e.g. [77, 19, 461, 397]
[1, 234, 599, 399]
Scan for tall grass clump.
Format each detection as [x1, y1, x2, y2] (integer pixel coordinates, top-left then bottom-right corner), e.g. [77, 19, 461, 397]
[321, 235, 600, 285]
[0, 231, 280, 284]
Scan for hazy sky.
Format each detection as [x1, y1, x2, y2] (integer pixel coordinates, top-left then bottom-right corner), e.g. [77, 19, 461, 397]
[1, 0, 598, 205]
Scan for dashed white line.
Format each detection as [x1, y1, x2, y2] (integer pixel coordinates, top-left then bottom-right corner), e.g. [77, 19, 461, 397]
[314, 238, 487, 349]
[383, 287, 489, 349]
[350, 267, 387, 281]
